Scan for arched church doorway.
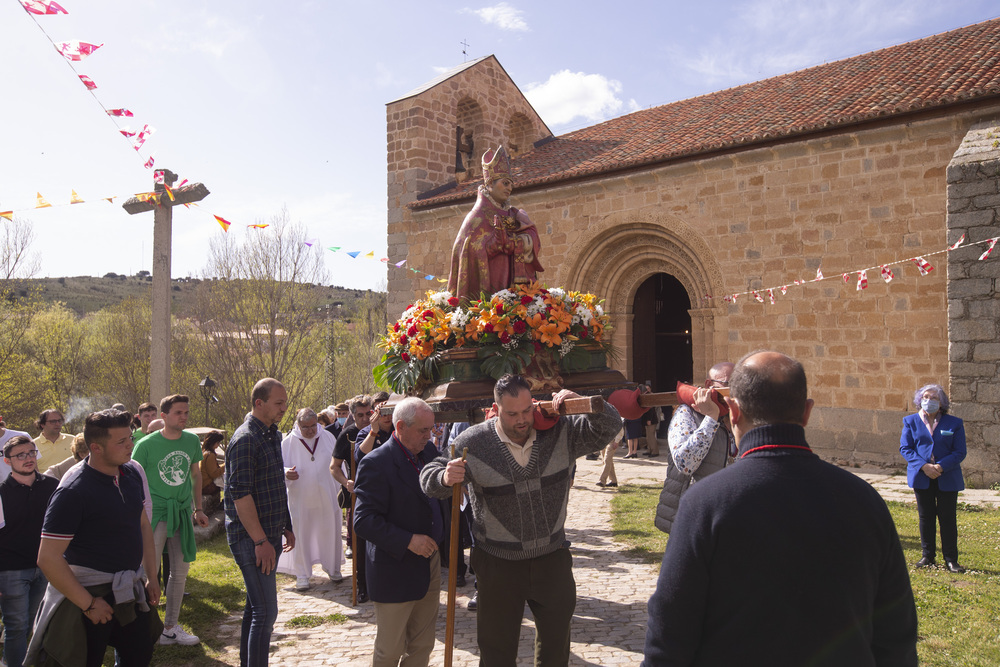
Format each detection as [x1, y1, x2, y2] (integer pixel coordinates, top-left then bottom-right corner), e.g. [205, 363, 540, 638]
[631, 273, 692, 392]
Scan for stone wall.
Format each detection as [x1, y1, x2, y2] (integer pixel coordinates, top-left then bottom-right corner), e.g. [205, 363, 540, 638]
[387, 67, 1000, 475]
[946, 121, 1000, 487]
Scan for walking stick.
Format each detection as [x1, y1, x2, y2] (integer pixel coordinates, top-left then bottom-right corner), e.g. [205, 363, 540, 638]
[445, 446, 468, 667]
[350, 439, 358, 607]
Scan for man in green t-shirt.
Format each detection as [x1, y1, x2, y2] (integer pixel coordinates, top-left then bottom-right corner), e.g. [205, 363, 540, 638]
[133, 394, 209, 646]
[132, 402, 158, 444]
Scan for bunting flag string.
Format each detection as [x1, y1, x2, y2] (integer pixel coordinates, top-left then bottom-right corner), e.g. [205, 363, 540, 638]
[18, 1, 156, 168]
[709, 235, 998, 306]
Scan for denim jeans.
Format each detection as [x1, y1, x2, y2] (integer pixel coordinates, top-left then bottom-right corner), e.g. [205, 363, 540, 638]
[231, 535, 281, 667]
[0, 567, 48, 667]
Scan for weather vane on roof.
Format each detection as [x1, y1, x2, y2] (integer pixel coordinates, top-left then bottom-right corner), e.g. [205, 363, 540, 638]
[461, 39, 469, 62]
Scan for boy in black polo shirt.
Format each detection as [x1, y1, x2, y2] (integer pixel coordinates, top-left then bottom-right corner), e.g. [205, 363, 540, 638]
[28, 409, 161, 667]
[0, 434, 58, 667]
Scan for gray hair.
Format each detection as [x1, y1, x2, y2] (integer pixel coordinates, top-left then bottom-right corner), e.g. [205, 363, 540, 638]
[392, 397, 431, 429]
[296, 408, 318, 424]
[913, 384, 949, 413]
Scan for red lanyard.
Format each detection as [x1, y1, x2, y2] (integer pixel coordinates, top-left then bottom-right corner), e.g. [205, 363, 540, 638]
[739, 444, 812, 459]
[299, 437, 319, 460]
[395, 438, 420, 472]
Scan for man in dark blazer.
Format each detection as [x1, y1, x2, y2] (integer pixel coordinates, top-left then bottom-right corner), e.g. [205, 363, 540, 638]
[354, 396, 442, 667]
[643, 351, 917, 667]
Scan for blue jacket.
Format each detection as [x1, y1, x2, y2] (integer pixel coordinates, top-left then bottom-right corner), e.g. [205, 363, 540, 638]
[899, 412, 966, 492]
[353, 435, 442, 603]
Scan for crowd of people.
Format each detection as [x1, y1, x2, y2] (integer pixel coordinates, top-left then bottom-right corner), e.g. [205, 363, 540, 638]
[0, 349, 964, 665]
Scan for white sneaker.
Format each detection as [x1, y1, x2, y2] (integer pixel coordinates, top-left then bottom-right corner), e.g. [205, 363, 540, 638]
[160, 626, 200, 645]
[296, 576, 311, 590]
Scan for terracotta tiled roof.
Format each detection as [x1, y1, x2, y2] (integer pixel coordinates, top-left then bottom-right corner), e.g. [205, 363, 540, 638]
[413, 18, 1000, 209]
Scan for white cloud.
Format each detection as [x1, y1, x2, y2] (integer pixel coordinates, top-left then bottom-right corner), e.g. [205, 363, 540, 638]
[462, 3, 529, 32]
[671, 0, 943, 87]
[524, 70, 630, 127]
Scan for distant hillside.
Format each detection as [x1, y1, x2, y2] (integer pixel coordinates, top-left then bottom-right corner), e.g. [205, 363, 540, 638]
[21, 274, 379, 318]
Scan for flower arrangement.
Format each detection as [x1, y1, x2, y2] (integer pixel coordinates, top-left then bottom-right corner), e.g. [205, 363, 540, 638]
[373, 282, 613, 394]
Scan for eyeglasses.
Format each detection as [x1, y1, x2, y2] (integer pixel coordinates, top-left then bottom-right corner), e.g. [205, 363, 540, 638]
[8, 449, 39, 461]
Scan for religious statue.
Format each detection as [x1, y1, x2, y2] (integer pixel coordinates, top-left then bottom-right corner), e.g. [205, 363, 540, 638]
[447, 146, 544, 300]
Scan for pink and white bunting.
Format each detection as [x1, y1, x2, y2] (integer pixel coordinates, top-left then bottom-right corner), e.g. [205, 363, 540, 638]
[911, 257, 934, 275]
[856, 270, 868, 290]
[978, 238, 998, 261]
[949, 234, 965, 250]
[880, 265, 894, 283]
[55, 40, 103, 61]
[106, 108, 134, 117]
[19, 0, 67, 14]
[78, 74, 97, 90]
[767, 289, 775, 305]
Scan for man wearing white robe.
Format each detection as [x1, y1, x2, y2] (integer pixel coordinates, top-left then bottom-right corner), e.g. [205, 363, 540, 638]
[277, 408, 344, 591]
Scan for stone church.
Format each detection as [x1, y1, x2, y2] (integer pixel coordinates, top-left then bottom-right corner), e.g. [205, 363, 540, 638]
[386, 19, 1000, 483]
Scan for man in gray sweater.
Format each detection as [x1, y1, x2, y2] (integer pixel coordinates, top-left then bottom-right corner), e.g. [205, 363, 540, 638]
[421, 374, 621, 666]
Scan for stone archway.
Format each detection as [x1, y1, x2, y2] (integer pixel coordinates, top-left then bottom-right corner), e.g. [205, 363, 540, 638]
[555, 211, 726, 381]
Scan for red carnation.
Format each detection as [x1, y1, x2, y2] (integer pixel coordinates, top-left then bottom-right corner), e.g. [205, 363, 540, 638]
[520, 295, 532, 305]
[580, 327, 589, 339]
[513, 320, 527, 334]
[393, 322, 400, 332]
[532, 341, 542, 352]
[401, 352, 411, 362]
[448, 296, 459, 306]
[407, 325, 417, 337]
[500, 332, 510, 344]
[399, 335, 408, 346]
[423, 309, 434, 319]
[495, 304, 504, 316]
[484, 323, 494, 333]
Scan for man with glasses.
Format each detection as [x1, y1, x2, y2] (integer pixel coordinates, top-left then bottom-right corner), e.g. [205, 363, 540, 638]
[0, 414, 31, 479]
[0, 435, 58, 667]
[33, 409, 74, 465]
[654, 361, 735, 535]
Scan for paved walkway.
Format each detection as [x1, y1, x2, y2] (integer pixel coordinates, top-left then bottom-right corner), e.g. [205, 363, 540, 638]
[212, 455, 1000, 665]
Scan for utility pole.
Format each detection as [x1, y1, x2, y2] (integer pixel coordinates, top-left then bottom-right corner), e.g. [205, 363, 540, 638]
[122, 169, 209, 403]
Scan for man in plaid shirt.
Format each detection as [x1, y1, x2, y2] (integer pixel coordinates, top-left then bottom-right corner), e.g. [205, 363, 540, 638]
[224, 378, 295, 667]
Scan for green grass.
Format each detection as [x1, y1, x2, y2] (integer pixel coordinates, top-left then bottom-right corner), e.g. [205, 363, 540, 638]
[611, 485, 1000, 666]
[285, 613, 348, 629]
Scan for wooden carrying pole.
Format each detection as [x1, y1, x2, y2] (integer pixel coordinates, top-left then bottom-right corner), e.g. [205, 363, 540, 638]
[635, 387, 730, 408]
[350, 442, 358, 607]
[444, 446, 468, 667]
[535, 395, 605, 416]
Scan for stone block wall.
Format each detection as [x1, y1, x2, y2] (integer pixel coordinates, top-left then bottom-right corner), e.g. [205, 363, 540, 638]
[394, 108, 1000, 468]
[946, 121, 1000, 486]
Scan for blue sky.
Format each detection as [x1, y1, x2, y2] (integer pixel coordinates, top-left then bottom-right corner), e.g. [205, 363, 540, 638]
[1, 0, 997, 290]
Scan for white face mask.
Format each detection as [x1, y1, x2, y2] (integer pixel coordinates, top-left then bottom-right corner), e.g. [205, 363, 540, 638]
[921, 398, 940, 415]
[336, 417, 347, 426]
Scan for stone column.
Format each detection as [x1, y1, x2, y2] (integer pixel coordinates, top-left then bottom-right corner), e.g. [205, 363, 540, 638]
[946, 122, 1000, 486]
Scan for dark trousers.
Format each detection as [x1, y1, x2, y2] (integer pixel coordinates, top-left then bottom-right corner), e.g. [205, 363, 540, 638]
[83, 601, 155, 667]
[471, 547, 576, 667]
[914, 479, 959, 562]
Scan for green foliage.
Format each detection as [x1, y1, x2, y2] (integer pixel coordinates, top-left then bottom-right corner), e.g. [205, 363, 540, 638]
[373, 351, 438, 395]
[285, 613, 348, 628]
[478, 343, 532, 378]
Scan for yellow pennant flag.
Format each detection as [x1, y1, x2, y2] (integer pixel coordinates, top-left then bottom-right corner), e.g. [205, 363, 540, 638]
[70, 190, 84, 204]
[36, 193, 51, 208]
[437, 278, 448, 283]
[214, 215, 232, 232]
[0, 211, 13, 220]
[364, 251, 375, 258]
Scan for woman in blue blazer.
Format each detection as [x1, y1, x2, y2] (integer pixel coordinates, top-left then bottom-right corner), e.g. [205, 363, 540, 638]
[899, 383, 966, 573]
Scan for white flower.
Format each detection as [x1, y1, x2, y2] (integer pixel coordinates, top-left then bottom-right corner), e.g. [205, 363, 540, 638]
[558, 339, 575, 358]
[595, 304, 604, 317]
[449, 308, 469, 331]
[548, 287, 566, 300]
[428, 291, 454, 308]
[491, 288, 518, 304]
[574, 304, 593, 326]
[400, 305, 418, 321]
